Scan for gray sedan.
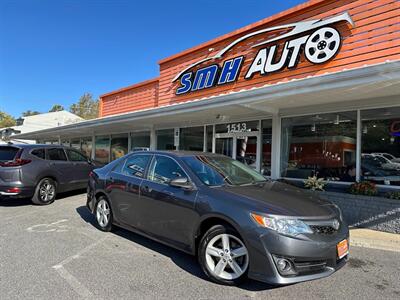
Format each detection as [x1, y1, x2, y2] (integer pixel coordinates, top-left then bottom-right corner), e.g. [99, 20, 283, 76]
[87, 151, 349, 286]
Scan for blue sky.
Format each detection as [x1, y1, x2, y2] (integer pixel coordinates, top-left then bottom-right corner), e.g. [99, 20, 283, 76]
[0, 0, 304, 118]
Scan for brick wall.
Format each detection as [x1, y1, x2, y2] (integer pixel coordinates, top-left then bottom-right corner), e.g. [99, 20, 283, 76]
[318, 191, 400, 234]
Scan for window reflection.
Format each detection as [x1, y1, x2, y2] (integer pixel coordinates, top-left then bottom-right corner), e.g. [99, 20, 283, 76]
[180, 126, 204, 151]
[95, 136, 110, 163]
[111, 134, 128, 160]
[281, 112, 357, 181]
[361, 107, 400, 186]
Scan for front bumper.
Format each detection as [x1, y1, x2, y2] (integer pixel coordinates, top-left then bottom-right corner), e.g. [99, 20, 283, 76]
[246, 224, 349, 285]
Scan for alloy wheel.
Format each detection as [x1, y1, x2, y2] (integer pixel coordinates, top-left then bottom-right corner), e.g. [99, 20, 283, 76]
[205, 233, 249, 280]
[96, 199, 110, 228]
[39, 180, 56, 202]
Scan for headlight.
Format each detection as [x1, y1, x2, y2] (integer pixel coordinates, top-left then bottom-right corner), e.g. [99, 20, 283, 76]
[251, 213, 313, 237]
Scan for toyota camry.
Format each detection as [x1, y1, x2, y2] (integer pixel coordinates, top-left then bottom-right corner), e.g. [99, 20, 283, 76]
[87, 151, 349, 285]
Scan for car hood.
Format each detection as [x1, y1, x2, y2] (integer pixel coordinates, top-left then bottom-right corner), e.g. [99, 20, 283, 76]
[215, 181, 337, 218]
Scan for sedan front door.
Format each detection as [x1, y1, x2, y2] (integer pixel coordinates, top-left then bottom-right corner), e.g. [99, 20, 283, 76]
[138, 155, 198, 251]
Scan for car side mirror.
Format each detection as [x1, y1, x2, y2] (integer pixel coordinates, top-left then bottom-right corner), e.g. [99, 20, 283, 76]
[169, 177, 195, 190]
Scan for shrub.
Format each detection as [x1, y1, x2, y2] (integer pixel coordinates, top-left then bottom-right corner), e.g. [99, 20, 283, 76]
[304, 176, 326, 191]
[349, 181, 377, 196]
[386, 191, 400, 200]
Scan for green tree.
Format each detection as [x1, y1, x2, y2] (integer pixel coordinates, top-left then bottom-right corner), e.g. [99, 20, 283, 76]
[70, 93, 99, 119]
[22, 110, 40, 117]
[0, 111, 16, 128]
[49, 104, 64, 112]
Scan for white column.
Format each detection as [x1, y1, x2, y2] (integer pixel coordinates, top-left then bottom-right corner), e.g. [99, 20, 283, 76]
[356, 110, 361, 182]
[271, 113, 281, 180]
[150, 128, 157, 150]
[212, 125, 216, 153]
[256, 120, 262, 172]
[91, 135, 95, 160]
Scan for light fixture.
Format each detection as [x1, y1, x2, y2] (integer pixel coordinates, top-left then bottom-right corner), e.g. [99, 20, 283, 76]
[334, 114, 340, 125]
[311, 123, 316, 132]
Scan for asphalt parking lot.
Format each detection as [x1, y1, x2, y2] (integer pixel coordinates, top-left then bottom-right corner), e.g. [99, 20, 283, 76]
[1, 192, 399, 300]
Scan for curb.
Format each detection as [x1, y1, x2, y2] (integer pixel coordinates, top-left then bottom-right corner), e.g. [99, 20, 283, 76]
[349, 228, 400, 253]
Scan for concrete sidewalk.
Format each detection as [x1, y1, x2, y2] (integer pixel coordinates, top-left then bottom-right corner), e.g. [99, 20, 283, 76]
[350, 228, 400, 252]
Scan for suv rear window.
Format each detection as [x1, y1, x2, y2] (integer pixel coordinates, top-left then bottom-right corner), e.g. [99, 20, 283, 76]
[31, 148, 45, 159]
[0, 146, 19, 162]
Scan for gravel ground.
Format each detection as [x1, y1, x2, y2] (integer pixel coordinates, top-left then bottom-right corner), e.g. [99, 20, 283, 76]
[1, 192, 399, 300]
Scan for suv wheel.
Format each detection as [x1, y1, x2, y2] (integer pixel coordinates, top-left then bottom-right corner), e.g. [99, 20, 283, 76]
[95, 197, 113, 231]
[198, 224, 249, 285]
[32, 178, 57, 205]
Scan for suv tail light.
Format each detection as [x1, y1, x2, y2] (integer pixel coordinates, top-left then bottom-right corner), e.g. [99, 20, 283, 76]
[0, 148, 31, 167]
[0, 159, 32, 167]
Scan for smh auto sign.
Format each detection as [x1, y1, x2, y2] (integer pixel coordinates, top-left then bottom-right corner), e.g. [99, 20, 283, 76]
[174, 12, 354, 95]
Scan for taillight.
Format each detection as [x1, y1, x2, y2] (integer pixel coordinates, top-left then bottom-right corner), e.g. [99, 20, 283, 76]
[6, 187, 21, 193]
[0, 159, 32, 167]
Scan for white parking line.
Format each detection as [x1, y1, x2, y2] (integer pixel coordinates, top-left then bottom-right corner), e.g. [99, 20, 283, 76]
[52, 236, 108, 299]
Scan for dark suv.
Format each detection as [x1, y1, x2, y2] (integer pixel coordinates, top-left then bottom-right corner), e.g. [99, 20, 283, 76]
[0, 143, 99, 205]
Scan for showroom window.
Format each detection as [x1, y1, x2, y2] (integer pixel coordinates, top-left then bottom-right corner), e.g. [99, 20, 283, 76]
[156, 129, 175, 150]
[281, 112, 357, 182]
[179, 126, 204, 151]
[61, 139, 70, 147]
[262, 120, 272, 176]
[95, 136, 110, 163]
[81, 137, 93, 158]
[130, 131, 150, 151]
[70, 139, 80, 150]
[361, 107, 400, 186]
[111, 134, 128, 161]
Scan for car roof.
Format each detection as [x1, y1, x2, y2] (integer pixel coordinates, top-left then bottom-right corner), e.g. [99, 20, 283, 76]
[131, 150, 224, 158]
[0, 143, 68, 149]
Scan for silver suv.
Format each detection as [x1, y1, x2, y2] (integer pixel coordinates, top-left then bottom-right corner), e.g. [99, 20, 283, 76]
[0, 143, 100, 205]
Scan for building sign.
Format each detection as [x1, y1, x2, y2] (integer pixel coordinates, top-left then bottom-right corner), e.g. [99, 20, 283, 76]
[174, 12, 354, 95]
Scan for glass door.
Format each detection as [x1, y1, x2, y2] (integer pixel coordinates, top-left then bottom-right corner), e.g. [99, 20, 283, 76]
[215, 131, 261, 172]
[215, 137, 233, 157]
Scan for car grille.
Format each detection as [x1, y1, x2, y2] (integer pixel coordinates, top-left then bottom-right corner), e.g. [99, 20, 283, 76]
[310, 225, 337, 235]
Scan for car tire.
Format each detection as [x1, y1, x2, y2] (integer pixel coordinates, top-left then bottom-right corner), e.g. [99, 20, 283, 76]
[95, 196, 113, 232]
[31, 178, 57, 205]
[198, 224, 249, 286]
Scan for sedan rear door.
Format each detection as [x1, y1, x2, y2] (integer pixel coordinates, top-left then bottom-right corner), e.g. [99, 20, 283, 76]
[107, 153, 152, 227]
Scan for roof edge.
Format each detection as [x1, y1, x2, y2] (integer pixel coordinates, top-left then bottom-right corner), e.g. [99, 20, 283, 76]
[100, 77, 159, 98]
[158, 0, 324, 65]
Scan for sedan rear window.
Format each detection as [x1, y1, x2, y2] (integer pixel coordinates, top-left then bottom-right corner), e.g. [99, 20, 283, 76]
[0, 146, 19, 162]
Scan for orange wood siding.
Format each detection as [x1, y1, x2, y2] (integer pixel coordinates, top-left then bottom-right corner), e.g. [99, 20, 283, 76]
[101, 0, 400, 117]
[100, 79, 159, 117]
[158, 0, 400, 107]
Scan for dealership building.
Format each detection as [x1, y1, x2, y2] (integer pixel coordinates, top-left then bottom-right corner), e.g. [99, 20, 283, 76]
[15, 0, 400, 189]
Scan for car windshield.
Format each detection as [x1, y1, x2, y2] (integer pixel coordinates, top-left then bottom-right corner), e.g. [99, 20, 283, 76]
[182, 155, 266, 186]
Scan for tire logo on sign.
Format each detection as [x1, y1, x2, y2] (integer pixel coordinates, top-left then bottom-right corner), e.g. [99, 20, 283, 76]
[173, 12, 354, 95]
